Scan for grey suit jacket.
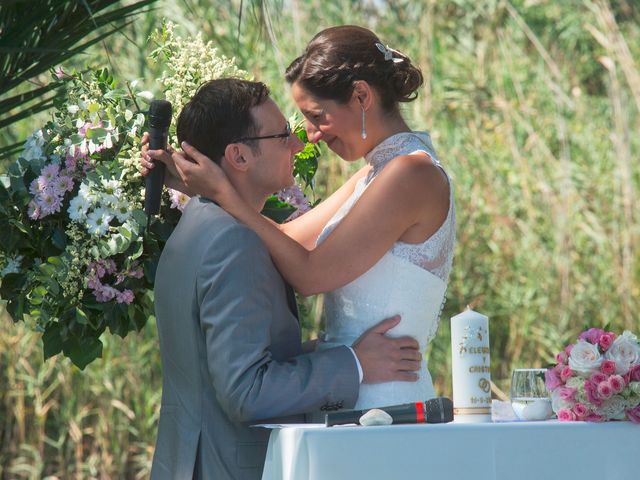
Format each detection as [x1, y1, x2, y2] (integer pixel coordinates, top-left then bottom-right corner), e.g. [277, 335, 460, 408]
[151, 198, 359, 480]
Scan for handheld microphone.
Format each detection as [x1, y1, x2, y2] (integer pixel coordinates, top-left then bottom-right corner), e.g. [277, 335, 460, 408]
[325, 397, 453, 427]
[144, 99, 173, 216]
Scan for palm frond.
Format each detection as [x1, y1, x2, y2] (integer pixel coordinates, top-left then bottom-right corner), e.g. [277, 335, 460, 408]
[0, 82, 60, 113]
[0, 140, 23, 159]
[0, 1, 156, 93]
[0, 0, 157, 157]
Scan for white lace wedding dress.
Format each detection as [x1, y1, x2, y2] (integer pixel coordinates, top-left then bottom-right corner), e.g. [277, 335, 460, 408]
[317, 132, 456, 410]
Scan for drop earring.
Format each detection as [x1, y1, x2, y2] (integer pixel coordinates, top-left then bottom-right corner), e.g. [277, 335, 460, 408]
[361, 105, 367, 140]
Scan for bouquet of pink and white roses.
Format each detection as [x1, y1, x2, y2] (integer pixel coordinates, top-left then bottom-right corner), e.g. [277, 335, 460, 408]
[545, 328, 640, 422]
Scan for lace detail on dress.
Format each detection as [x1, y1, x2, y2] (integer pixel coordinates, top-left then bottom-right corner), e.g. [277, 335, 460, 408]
[365, 131, 440, 180]
[319, 131, 456, 284]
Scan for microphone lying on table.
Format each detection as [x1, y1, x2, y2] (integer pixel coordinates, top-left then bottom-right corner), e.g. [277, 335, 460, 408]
[325, 397, 454, 427]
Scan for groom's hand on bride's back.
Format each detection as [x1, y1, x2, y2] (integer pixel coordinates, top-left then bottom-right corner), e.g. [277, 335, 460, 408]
[352, 315, 421, 384]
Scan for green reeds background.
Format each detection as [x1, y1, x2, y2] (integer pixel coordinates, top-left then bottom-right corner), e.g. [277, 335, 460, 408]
[1, 0, 638, 477]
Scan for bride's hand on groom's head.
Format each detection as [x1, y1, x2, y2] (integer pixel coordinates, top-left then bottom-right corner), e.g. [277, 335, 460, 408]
[175, 142, 234, 202]
[352, 316, 422, 384]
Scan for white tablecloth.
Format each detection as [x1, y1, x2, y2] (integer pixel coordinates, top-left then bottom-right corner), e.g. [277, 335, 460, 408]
[261, 421, 640, 480]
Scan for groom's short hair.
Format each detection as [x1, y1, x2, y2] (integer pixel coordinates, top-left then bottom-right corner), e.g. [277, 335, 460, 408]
[177, 78, 270, 163]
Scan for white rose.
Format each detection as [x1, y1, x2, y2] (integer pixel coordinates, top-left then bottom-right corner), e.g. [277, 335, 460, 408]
[568, 340, 603, 375]
[604, 331, 640, 374]
[550, 388, 572, 413]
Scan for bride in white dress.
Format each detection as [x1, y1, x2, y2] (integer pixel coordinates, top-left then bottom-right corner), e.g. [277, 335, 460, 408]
[316, 130, 454, 409]
[145, 26, 455, 410]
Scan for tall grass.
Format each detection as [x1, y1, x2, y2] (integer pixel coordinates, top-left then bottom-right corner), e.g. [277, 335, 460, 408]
[0, 0, 638, 477]
[1, 309, 160, 479]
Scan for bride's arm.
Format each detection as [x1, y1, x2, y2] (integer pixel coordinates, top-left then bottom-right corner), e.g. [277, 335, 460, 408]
[144, 143, 369, 249]
[278, 165, 369, 249]
[174, 143, 449, 296]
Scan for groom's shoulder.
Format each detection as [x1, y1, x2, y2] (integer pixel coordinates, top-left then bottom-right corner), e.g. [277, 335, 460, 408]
[181, 196, 266, 248]
[183, 196, 237, 228]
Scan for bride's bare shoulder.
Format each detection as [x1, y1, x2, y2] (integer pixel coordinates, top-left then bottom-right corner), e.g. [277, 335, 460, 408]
[378, 153, 449, 198]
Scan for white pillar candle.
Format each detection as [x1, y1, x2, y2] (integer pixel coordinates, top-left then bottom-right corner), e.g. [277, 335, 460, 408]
[450, 308, 492, 423]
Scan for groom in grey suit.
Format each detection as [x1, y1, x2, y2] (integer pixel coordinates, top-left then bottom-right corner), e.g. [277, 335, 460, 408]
[149, 79, 421, 480]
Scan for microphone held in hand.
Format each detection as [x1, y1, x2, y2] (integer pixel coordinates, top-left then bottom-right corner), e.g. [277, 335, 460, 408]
[325, 397, 453, 427]
[144, 99, 173, 216]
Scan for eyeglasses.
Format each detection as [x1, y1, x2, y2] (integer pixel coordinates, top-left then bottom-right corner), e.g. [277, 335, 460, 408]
[233, 122, 292, 144]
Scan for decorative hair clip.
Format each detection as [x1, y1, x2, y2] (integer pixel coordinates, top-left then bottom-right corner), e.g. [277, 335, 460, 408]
[375, 42, 404, 64]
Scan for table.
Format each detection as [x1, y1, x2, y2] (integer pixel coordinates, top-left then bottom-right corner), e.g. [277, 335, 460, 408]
[260, 421, 640, 480]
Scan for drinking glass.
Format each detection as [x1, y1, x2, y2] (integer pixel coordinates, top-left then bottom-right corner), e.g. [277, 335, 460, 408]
[510, 368, 554, 421]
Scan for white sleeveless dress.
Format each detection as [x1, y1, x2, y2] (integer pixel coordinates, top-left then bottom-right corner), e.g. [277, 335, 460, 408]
[317, 132, 456, 410]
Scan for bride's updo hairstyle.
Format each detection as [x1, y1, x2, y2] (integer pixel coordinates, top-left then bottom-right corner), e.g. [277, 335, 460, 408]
[285, 25, 423, 112]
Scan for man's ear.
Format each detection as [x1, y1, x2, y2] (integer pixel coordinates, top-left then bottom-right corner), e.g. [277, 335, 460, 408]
[223, 142, 250, 172]
[352, 80, 373, 110]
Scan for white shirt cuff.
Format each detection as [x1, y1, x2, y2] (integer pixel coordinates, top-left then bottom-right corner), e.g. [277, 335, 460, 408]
[346, 346, 363, 383]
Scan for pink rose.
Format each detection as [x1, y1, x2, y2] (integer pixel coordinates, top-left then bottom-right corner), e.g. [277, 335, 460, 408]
[583, 412, 604, 422]
[579, 328, 606, 344]
[630, 364, 640, 382]
[585, 381, 603, 407]
[597, 382, 613, 399]
[590, 372, 607, 384]
[545, 368, 562, 391]
[556, 351, 569, 365]
[600, 360, 616, 375]
[559, 387, 577, 402]
[560, 366, 573, 382]
[573, 403, 588, 418]
[599, 332, 616, 351]
[557, 408, 576, 421]
[565, 344, 574, 356]
[608, 375, 625, 394]
[626, 405, 640, 424]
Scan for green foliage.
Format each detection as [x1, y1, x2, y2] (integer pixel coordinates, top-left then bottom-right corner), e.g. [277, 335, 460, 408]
[292, 123, 320, 188]
[261, 196, 296, 223]
[0, 0, 157, 159]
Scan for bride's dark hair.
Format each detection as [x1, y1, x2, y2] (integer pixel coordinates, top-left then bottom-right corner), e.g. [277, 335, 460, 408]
[285, 25, 423, 112]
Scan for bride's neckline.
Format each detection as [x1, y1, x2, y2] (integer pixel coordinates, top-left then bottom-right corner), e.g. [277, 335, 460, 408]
[364, 131, 429, 171]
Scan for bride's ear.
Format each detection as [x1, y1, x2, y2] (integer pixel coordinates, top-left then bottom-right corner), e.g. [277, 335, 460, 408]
[223, 143, 250, 172]
[352, 80, 373, 110]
